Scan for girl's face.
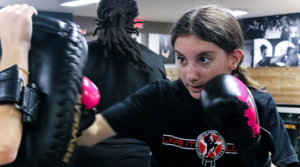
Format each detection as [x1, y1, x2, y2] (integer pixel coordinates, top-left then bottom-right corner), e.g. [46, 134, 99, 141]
[174, 35, 242, 100]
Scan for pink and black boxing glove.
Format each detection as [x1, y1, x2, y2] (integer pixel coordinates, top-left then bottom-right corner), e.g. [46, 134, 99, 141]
[78, 76, 100, 134]
[200, 74, 275, 167]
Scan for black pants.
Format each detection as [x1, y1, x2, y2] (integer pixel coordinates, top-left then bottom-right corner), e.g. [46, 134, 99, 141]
[71, 144, 151, 167]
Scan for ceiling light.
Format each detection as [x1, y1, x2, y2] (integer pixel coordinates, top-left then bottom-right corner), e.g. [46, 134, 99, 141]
[60, 0, 99, 7]
[231, 9, 248, 17]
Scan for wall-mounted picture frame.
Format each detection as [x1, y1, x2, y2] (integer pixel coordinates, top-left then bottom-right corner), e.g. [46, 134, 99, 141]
[240, 13, 300, 67]
[253, 38, 300, 67]
[149, 33, 176, 68]
[242, 40, 254, 68]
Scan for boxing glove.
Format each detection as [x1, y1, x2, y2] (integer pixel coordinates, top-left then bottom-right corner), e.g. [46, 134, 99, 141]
[79, 76, 100, 134]
[200, 74, 275, 167]
[82, 76, 100, 110]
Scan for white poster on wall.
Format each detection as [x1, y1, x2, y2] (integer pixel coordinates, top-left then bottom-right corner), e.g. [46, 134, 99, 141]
[131, 33, 142, 44]
[149, 33, 160, 54]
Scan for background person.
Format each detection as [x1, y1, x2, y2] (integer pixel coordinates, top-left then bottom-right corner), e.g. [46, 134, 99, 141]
[255, 44, 279, 67]
[71, 0, 166, 167]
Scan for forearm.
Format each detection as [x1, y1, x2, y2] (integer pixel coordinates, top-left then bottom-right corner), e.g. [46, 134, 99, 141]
[161, 51, 166, 58]
[270, 54, 286, 64]
[0, 4, 37, 165]
[0, 105, 22, 165]
[0, 46, 29, 85]
[0, 47, 28, 164]
[0, 151, 18, 165]
[78, 114, 116, 147]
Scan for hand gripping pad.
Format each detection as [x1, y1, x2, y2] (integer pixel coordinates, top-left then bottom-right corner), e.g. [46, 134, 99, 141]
[3, 15, 88, 167]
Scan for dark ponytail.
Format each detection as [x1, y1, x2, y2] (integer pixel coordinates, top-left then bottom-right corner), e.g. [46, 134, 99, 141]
[93, 0, 152, 72]
[231, 58, 260, 90]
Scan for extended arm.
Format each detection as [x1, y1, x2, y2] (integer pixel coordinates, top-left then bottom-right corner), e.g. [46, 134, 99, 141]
[78, 114, 116, 146]
[78, 80, 165, 148]
[161, 49, 170, 58]
[270, 37, 292, 64]
[270, 54, 286, 64]
[0, 4, 37, 165]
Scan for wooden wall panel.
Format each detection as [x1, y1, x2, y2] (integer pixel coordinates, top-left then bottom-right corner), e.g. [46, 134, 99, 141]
[166, 67, 300, 104]
[248, 67, 300, 104]
[166, 68, 179, 81]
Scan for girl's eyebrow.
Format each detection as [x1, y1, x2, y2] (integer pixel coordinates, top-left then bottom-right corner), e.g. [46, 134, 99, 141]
[174, 50, 183, 56]
[197, 51, 215, 57]
[174, 50, 215, 57]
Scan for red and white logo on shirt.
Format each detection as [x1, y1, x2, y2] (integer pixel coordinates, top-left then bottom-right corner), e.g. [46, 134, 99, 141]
[162, 130, 237, 167]
[195, 130, 226, 166]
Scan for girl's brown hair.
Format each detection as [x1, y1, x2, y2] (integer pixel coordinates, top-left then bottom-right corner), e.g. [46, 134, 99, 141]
[171, 5, 259, 90]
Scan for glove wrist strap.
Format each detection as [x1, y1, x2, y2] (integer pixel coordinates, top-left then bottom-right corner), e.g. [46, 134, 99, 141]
[0, 65, 23, 104]
[0, 65, 41, 127]
[18, 83, 41, 127]
[236, 136, 271, 167]
[236, 128, 275, 167]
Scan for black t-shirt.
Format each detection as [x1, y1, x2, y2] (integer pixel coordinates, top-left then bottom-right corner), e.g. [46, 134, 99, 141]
[72, 41, 166, 167]
[84, 40, 166, 143]
[102, 79, 298, 167]
[85, 40, 166, 112]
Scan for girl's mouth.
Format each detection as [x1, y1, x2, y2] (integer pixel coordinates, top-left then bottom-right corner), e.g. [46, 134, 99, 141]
[190, 85, 204, 92]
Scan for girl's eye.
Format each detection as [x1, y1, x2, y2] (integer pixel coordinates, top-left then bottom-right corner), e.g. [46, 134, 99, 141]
[200, 57, 210, 63]
[177, 56, 186, 63]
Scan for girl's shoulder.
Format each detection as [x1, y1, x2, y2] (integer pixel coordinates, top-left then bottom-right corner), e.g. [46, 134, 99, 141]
[250, 90, 276, 116]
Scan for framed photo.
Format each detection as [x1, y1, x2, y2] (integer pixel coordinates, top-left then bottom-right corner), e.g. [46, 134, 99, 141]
[240, 13, 300, 67]
[253, 38, 300, 67]
[149, 33, 176, 68]
[241, 13, 300, 40]
[242, 39, 254, 67]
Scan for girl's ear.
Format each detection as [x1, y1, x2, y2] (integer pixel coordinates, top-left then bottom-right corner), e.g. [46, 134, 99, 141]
[230, 49, 243, 70]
